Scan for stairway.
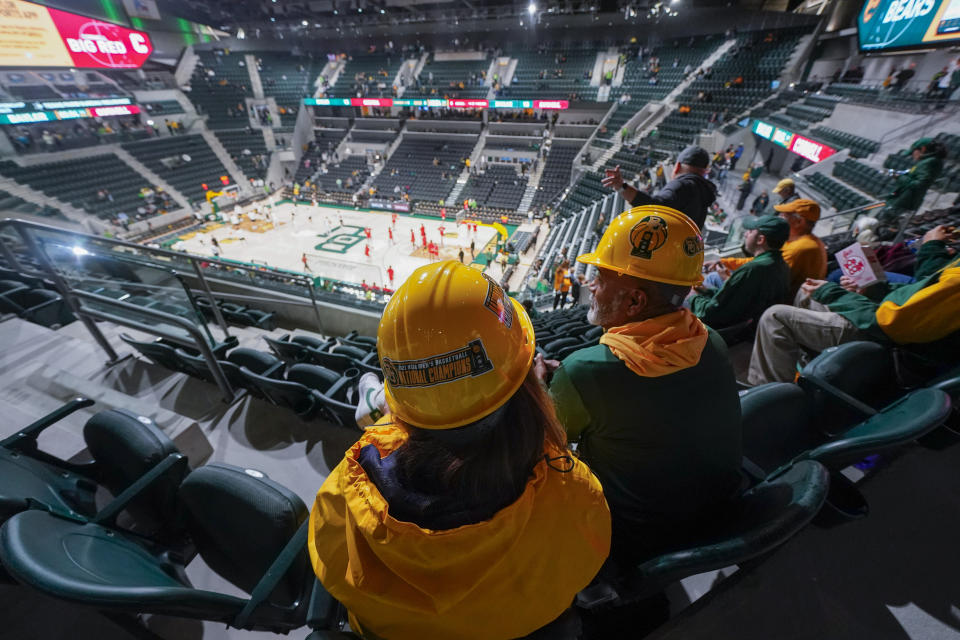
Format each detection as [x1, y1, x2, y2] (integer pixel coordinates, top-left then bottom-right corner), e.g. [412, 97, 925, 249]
[112, 147, 191, 210]
[517, 158, 547, 213]
[246, 54, 265, 99]
[200, 130, 252, 193]
[589, 37, 738, 171]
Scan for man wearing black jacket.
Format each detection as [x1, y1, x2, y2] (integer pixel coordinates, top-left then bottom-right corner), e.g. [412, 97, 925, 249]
[601, 145, 717, 228]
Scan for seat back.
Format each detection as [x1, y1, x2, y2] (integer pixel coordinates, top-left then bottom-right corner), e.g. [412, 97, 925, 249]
[800, 341, 900, 431]
[83, 410, 186, 534]
[120, 334, 189, 373]
[264, 335, 309, 363]
[287, 364, 358, 426]
[228, 348, 283, 375]
[240, 369, 317, 416]
[740, 383, 820, 474]
[177, 463, 310, 608]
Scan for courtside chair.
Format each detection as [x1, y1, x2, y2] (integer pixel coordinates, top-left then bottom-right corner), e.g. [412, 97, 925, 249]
[0, 462, 317, 634]
[577, 460, 829, 609]
[0, 397, 190, 575]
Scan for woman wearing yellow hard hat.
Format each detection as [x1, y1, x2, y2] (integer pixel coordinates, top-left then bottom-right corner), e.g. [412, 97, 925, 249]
[308, 260, 611, 640]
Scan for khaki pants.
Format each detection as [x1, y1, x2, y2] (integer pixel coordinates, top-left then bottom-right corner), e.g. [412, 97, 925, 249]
[747, 292, 866, 385]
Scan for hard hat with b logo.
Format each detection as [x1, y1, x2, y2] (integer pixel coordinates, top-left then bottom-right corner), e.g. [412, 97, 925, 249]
[377, 260, 535, 430]
[576, 205, 705, 286]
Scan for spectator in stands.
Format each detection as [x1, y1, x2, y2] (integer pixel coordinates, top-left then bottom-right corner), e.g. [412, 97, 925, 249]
[601, 146, 716, 228]
[535, 206, 740, 568]
[310, 261, 610, 639]
[893, 63, 916, 92]
[690, 215, 791, 329]
[748, 224, 960, 384]
[750, 190, 769, 215]
[707, 199, 826, 298]
[735, 174, 753, 211]
[879, 137, 945, 223]
[772, 178, 799, 208]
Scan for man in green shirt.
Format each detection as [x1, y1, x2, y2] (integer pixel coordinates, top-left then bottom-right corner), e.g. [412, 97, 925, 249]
[535, 205, 742, 565]
[689, 215, 791, 329]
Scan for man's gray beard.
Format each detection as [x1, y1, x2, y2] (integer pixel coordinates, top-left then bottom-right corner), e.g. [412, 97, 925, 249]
[586, 289, 625, 327]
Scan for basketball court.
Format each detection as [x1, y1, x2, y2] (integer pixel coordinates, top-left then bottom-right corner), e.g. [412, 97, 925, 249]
[172, 201, 504, 290]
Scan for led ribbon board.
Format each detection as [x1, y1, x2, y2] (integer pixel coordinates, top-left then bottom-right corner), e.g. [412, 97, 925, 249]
[858, 0, 960, 51]
[0, 98, 139, 124]
[304, 98, 570, 109]
[0, 0, 153, 68]
[751, 119, 837, 163]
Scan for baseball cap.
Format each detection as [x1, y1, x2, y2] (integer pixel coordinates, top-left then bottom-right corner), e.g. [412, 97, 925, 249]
[909, 137, 933, 152]
[677, 145, 710, 169]
[743, 214, 790, 248]
[774, 198, 821, 222]
[772, 178, 795, 195]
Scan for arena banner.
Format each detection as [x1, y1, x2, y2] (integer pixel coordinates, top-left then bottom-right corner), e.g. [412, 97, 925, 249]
[0, 0, 153, 68]
[0, 98, 140, 125]
[305, 97, 569, 110]
[858, 0, 960, 51]
[751, 119, 836, 163]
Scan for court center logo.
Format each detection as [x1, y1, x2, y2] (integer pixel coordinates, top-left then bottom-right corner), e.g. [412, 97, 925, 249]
[382, 339, 494, 388]
[629, 215, 668, 259]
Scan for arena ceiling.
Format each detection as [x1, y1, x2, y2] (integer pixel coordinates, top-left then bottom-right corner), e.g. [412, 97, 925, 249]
[158, 0, 740, 34]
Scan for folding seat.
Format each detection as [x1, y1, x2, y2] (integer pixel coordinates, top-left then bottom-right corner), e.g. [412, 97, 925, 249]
[740, 379, 951, 518]
[0, 397, 187, 550]
[240, 363, 359, 426]
[0, 289, 74, 327]
[0, 280, 27, 296]
[575, 460, 828, 616]
[0, 462, 318, 634]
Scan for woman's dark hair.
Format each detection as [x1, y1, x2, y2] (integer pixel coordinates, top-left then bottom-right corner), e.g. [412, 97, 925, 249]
[393, 370, 567, 522]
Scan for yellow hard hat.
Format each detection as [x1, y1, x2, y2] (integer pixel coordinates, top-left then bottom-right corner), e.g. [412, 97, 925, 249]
[378, 260, 535, 430]
[577, 205, 704, 286]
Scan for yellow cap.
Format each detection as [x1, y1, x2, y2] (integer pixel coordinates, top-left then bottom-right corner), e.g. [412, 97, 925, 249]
[773, 178, 795, 194]
[378, 261, 535, 429]
[577, 205, 704, 286]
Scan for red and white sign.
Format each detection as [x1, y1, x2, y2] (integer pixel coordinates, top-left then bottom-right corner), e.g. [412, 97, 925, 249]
[350, 98, 391, 107]
[47, 6, 153, 69]
[789, 134, 836, 163]
[90, 104, 141, 117]
[836, 242, 886, 288]
[449, 99, 489, 109]
[534, 100, 570, 109]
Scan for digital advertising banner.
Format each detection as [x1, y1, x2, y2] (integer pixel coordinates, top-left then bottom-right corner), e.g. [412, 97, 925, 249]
[751, 119, 837, 163]
[858, 0, 960, 51]
[304, 97, 570, 110]
[0, 0, 153, 68]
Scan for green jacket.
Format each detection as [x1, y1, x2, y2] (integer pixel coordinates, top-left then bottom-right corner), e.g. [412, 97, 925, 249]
[812, 240, 957, 346]
[690, 250, 791, 329]
[885, 154, 943, 211]
[549, 330, 742, 564]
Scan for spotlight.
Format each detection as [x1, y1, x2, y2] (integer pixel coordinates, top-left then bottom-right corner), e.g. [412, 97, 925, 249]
[528, 2, 537, 13]
[301, 19, 308, 25]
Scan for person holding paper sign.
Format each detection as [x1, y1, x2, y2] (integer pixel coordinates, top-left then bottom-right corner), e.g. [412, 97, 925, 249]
[748, 225, 960, 385]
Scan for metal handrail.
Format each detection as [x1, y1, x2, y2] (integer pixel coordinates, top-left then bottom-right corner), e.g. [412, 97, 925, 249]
[0, 217, 323, 330]
[71, 289, 235, 402]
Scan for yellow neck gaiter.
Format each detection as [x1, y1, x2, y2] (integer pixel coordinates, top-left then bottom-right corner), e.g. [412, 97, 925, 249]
[600, 309, 709, 378]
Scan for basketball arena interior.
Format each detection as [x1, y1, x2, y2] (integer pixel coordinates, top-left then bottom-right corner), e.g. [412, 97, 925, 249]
[0, 0, 959, 637]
